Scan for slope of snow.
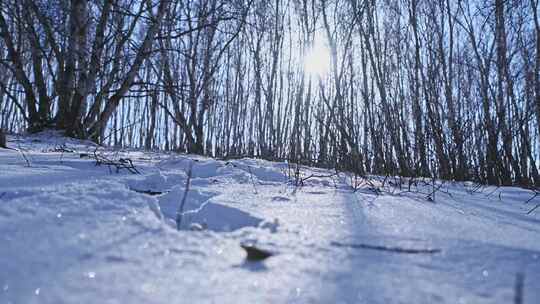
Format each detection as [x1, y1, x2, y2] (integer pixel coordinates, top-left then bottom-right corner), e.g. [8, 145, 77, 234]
[0, 132, 539, 304]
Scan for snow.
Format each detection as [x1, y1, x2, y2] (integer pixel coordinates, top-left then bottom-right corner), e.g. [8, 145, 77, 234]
[1, 132, 539, 303]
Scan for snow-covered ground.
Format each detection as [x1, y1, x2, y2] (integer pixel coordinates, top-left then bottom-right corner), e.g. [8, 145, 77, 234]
[1, 132, 539, 304]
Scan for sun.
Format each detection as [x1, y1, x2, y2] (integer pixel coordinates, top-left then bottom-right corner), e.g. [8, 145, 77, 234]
[304, 34, 331, 78]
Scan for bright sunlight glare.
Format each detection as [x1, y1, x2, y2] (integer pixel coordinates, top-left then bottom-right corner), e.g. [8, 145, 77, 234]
[304, 34, 331, 78]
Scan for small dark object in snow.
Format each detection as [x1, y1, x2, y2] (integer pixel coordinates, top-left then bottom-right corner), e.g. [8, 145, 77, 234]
[80, 153, 89, 158]
[130, 188, 164, 196]
[241, 243, 273, 261]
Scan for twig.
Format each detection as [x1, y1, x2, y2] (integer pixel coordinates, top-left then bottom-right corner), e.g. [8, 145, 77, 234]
[292, 162, 302, 187]
[524, 191, 539, 204]
[16, 144, 31, 167]
[247, 166, 258, 194]
[465, 182, 485, 195]
[359, 176, 382, 195]
[331, 241, 441, 254]
[527, 203, 540, 215]
[176, 162, 193, 230]
[100, 118, 144, 144]
[427, 181, 446, 202]
[299, 172, 339, 185]
[525, 190, 540, 215]
[485, 186, 501, 198]
[52, 144, 74, 153]
[53, 144, 73, 163]
[91, 148, 140, 174]
[381, 175, 390, 188]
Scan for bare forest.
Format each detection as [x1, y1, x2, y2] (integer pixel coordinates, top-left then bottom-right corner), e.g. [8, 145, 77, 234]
[0, 0, 539, 187]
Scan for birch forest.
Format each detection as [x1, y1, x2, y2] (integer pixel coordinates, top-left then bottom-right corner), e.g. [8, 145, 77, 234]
[0, 0, 539, 187]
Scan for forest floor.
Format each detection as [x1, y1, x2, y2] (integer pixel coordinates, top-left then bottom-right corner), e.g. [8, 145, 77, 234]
[1, 131, 539, 304]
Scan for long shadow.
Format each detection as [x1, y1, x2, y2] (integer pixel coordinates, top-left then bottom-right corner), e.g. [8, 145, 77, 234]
[462, 197, 540, 226]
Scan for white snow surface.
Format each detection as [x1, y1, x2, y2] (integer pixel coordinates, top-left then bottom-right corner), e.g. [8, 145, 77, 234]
[0, 132, 539, 304]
